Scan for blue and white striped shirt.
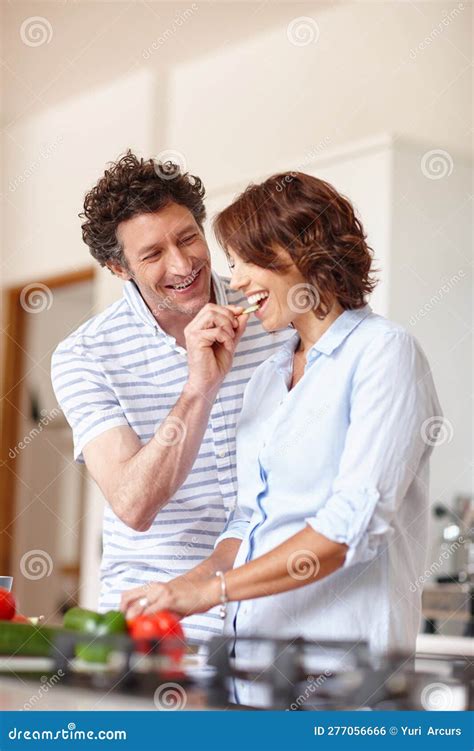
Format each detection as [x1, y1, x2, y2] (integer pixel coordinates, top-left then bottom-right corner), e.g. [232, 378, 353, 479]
[51, 272, 292, 643]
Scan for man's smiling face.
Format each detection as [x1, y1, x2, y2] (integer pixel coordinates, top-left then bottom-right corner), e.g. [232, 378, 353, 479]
[109, 202, 213, 320]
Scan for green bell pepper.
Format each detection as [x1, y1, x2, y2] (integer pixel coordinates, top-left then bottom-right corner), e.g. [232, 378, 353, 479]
[63, 607, 127, 663]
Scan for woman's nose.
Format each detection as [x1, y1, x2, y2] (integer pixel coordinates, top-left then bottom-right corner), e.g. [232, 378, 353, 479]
[229, 267, 250, 292]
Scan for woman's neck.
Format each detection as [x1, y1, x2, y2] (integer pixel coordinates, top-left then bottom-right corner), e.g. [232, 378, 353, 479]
[293, 301, 344, 355]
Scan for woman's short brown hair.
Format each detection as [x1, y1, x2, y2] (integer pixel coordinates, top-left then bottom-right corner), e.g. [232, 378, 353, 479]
[213, 172, 377, 316]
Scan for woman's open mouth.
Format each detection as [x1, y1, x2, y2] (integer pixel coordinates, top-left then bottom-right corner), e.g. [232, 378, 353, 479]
[165, 267, 203, 296]
[246, 290, 270, 317]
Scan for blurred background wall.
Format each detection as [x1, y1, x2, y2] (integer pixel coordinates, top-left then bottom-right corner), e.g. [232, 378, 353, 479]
[0, 0, 472, 622]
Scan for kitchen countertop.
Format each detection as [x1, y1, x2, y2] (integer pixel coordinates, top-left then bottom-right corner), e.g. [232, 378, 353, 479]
[0, 636, 472, 711]
[0, 653, 211, 711]
[415, 633, 473, 657]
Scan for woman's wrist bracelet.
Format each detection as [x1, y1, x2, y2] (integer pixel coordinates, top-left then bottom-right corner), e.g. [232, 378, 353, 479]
[215, 570, 228, 619]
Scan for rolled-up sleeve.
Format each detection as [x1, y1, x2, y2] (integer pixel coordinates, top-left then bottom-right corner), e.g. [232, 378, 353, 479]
[214, 504, 251, 548]
[306, 331, 440, 568]
[51, 341, 129, 463]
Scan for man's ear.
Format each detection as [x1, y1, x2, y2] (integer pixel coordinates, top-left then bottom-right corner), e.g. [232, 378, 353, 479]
[106, 261, 132, 281]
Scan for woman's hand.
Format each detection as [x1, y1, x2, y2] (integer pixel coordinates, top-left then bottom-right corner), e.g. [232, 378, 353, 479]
[120, 574, 220, 621]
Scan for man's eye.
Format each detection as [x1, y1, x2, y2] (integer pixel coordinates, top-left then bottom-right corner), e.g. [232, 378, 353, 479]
[181, 234, 198, 245]
[144, 252, 162, 261]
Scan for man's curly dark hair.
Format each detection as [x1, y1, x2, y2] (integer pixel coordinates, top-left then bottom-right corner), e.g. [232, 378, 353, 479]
[80, 150, 206, 270]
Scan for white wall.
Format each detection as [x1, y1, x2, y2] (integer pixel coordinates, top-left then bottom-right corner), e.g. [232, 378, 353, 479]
[166, 1, 471, 192]
[2, 1, 470, 286]
[390, 141, 473, 505]
[2, 67, 154, 285]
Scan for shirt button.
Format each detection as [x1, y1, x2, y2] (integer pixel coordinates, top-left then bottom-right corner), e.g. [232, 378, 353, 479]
[217, 449, 226, 458]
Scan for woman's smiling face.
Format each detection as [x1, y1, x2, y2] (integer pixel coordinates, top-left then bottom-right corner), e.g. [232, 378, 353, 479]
[227, 246, 311, 331]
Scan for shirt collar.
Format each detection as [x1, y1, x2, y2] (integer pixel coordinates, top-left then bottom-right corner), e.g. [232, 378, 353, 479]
[270, 304, 373, 372]
[308, 304, 372, 358]
[270, 330, 300, 370]
[123, 269, 228, 334]
[123, 279, 156, 329]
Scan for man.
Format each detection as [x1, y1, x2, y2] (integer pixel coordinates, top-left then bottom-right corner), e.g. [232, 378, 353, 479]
[51, 151, 292, 644]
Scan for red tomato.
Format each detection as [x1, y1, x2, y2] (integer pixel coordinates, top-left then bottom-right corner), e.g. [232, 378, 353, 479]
[153, 612, 185, 663]
[153, 611, 184, 640]
[0, 588, 16, 620]
[127, 611, 185, 659]
[127, 614, 161, 642]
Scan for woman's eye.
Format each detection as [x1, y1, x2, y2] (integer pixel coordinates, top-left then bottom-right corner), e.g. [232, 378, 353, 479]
[227, 256, 235, 270]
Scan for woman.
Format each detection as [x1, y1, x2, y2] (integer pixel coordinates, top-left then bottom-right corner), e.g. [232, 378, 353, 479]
[121, 172, 441, 682]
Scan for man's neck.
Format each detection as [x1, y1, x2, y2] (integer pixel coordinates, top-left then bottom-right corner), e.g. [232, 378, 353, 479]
[158, 310, 193, 349]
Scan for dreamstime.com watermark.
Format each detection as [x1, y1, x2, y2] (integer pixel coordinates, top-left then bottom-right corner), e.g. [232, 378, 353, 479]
[8, 723, 127, 741]
[174, 535, 199, 561]
[9, 136, 64, 192]
[287, 16, 320, 47]
[150, 266, 201, 315]
[273, 136, 332, 193]
[420, 682, 455, 710]
[9, 408, 61, 459]
[142, 4, 198, 59]
[408, 3, 465, 61]
[421, 149, 454, 180]
[287, 670, 332, 710]
[409, 270, 465, 326]
[154, 682, 188, 710]
[153, 150, 187, 180]
[287, 283, 321, 314]
[155, 415, 188, 447]
[20, 282, 54, 313]
[22, 670, 65, 710]
[20, 16, 53, 47]
[287, 549, 321, 581]
[20, 549, 54, 581]
[420, 416, 454, 447]
[409, 537, 464, 592]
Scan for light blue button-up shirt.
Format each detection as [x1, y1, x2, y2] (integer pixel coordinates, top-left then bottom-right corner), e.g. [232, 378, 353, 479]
[216, 305, 442, 689]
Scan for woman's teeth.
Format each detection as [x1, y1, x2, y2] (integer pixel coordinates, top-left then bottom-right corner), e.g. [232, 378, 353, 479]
[247, 291, 269, 307]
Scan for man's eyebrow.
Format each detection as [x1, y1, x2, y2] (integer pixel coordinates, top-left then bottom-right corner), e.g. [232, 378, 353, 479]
[175, 224, 199, 237]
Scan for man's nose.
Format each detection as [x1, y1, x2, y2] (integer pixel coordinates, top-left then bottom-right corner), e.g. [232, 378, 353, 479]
[167, 246, 193, 277]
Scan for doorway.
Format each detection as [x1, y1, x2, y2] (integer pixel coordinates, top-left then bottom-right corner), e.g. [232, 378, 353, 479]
[0, 268, 95, 621]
